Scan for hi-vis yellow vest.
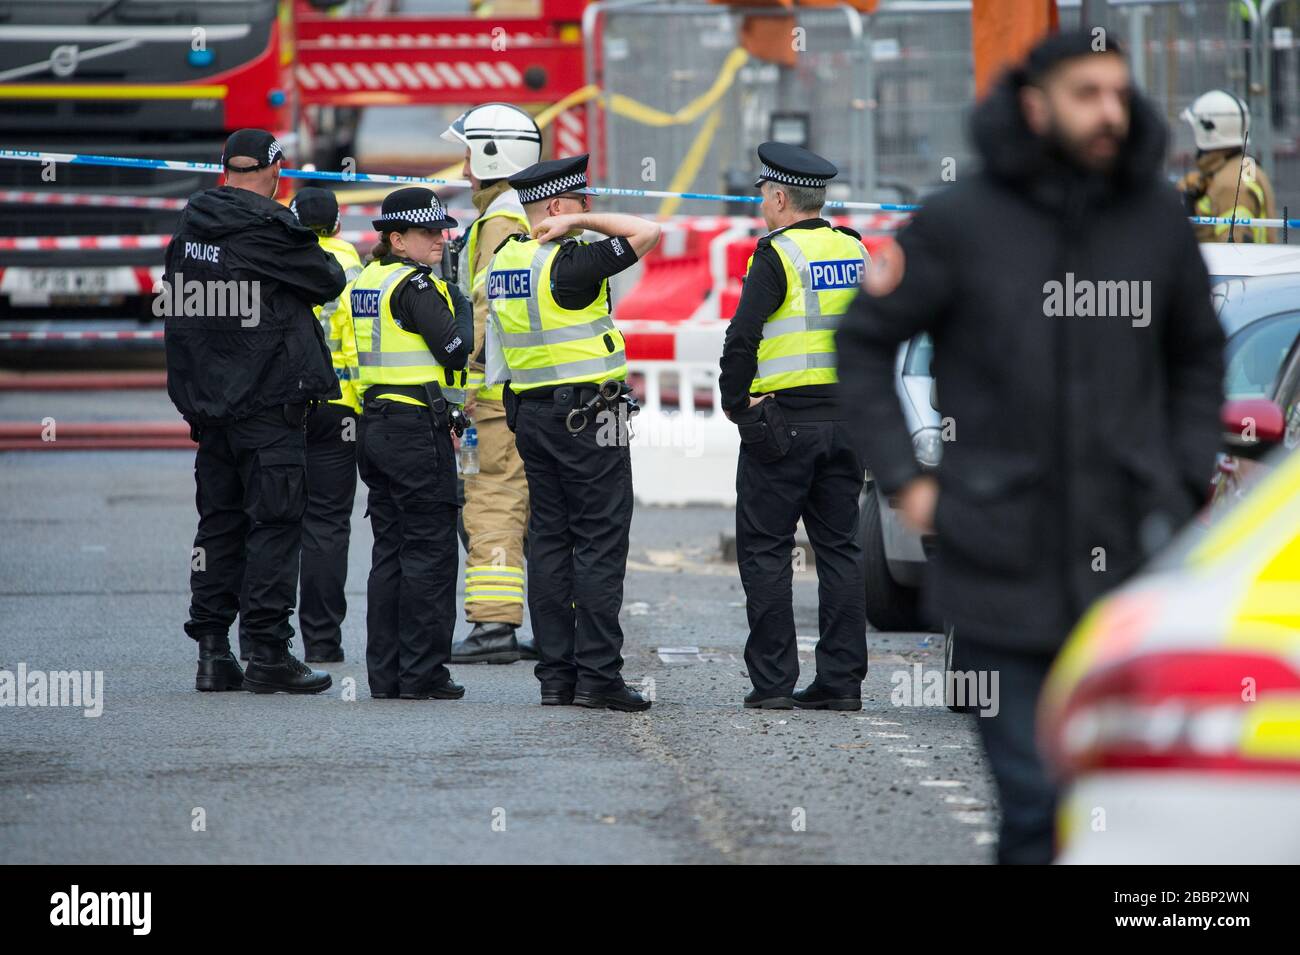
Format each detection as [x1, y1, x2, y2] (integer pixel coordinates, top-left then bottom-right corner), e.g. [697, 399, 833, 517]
[485, 235, 626, 392]
[749, 226, 868, 394]
[315, 235, 364, 413]
[464, 206, 529, 402]
[351, 259, 467, 408]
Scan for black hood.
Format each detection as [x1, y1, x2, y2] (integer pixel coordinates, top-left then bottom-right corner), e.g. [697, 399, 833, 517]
[179, 185, 307, 241]
[970, 66, 1167, 210]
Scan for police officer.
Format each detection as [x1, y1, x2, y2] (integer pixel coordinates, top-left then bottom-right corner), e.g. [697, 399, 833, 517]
[440, 104, 541, 664]
[353, 187, 473, 699]
[290, 187, 363, 663]
[718, 142, 869, 711]
[484, 155, 660, 710]
[166, 128, 345, 694]
[1176, 90, 1277, 243]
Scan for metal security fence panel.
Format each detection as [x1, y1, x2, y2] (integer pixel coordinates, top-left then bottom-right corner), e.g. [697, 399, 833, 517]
[585, 3, 870, 215]
[867, 0, 1259, 205]
[1261, 0, 1300, 221]
[866, 1, 976, 202]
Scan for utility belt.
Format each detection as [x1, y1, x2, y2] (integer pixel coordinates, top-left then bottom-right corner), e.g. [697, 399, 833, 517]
[362, 383, 468, 437]
[513, 379, 639, 435]
[186, 402, 307, 442]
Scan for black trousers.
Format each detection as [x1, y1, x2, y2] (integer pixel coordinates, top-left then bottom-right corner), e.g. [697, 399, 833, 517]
[186, 406, 307, 653]
[299, 402, 359, 657]
[514, 396, 633, 694]
[959, 640, 1058, 865]
[357, 403, 458, 697]
[736, 418, 868, 696]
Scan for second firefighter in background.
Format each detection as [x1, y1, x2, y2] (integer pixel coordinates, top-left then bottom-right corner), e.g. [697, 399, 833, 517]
[441, 104, 541, 664]
[352, 187, 474, 699]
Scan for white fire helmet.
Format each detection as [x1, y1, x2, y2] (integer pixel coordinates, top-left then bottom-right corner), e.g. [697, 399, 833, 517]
[441, 103, 543, 181]
[1181, 90, 1249, 151]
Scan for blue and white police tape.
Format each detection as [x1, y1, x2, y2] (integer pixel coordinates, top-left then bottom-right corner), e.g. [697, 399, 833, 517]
[0, 147, 916, 213]
[4, 147, 1300, 228]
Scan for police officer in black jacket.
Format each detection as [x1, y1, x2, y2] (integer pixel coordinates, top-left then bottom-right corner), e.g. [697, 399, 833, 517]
[165, 129, 346, 695]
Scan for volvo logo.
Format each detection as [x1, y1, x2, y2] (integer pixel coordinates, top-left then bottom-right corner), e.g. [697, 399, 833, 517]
[50, 45, 79, 78]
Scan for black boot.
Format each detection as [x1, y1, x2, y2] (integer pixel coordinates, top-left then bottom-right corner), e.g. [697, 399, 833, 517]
[743, 689, 794, 709]
[451, 622, 520, 664]
[305, 645, 344, 663]
[400, 679, 465, 701]
[516, 634, 539, 661]
[243, 641, 332, 694]
[793, 681, 862, 711]
[195, 633, 244, 692]
[574, 684, 652, 712]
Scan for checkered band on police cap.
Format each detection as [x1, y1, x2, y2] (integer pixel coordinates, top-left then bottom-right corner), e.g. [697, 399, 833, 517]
[515, 171, 588, 205]
[757, 163, 828, 188]
[375, 203, 450, 225]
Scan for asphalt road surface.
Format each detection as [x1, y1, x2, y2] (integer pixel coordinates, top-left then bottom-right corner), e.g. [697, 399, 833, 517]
[0, 389, 994, 864]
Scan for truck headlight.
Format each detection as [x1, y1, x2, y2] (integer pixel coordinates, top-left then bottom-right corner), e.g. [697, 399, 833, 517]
[911, 427, 943, 468]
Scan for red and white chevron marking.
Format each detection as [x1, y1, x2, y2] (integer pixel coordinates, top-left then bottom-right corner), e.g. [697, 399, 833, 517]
[295, 59, 525, 92]
[308, 32, 544, 49]
[0, 232, 380, 252]
[0, 330, 164, 342]
[553, 109, 586, 159]
[0, 190, 188, 211]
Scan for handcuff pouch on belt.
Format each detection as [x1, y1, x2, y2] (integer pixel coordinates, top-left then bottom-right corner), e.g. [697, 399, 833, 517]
[421, 381, 450, 432]
[502, 381, 520, 433]
[734, 398, 792, 463]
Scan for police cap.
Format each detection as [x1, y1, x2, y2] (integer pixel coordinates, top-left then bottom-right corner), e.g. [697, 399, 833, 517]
[372, 187, 458, 232]
[753, 142, 838, 189]
[508, 155, 592, 205]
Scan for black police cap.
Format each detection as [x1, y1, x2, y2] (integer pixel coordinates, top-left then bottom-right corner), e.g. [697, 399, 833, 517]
[290, 187, 339, 232]
[508, 154, 591, 205]
[753, 141, 838, 189]
[222, 128, 284, 170]
[371, 186, 458, 232]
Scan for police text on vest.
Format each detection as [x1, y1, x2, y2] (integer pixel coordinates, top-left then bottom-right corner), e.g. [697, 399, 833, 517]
[809, 259, 864, 291]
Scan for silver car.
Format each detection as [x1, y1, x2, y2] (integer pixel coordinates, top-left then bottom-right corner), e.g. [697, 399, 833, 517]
[860, 332, 941, 633]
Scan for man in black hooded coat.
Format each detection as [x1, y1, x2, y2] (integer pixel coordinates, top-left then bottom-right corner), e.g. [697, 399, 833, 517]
[837, 33, 1225, 863]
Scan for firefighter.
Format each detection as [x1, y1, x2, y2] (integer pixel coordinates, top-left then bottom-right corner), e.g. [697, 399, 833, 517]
[440, 104, 542, 664]
[166, 128, 344, 694]
[718, 142, 870, 711]
[353, 187, 474, 699]
[1177, 90, 1277, 244]
[484, 155, 661, 710]
[287, 187, 363, 664]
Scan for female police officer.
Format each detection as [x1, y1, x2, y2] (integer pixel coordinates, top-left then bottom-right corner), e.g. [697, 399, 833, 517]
[351, 187, 473, 699]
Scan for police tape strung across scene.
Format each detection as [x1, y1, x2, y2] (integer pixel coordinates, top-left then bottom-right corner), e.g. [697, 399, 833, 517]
[2, 147, 1296, 227]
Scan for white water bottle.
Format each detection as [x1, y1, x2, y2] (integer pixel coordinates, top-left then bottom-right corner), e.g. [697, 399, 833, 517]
[459, 425, 480, 475]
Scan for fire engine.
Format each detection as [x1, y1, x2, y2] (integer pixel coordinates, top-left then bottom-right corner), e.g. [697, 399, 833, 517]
[0, 0, 589, 335]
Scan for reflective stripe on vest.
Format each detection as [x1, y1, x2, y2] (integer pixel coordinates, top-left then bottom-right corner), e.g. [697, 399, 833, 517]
[485, 237, 626, 391]
[315, 236, 364, 412]
[750, 227, 867, 393]
[351, 260, 467, 406]
[466, 205, 529, 400]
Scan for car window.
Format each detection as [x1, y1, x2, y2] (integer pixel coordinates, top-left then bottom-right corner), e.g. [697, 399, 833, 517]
[1224, 312, 1300, 398]
[904, 333, 933, 377]
[1273, 336, 1300, 450]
